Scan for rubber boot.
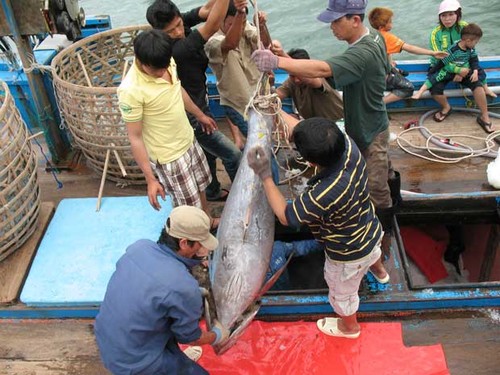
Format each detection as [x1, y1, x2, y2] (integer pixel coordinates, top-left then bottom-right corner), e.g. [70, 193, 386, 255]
[376, 207, 395, 261]
[388, 171, 402, 208]
[444, 225, 465, 275]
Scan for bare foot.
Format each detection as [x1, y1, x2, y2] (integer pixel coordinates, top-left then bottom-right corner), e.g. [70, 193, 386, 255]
[485, 87, 498, 99]
[234, 138, 246, 151]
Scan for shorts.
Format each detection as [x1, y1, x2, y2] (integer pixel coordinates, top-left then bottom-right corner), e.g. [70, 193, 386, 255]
[324, 245, 382, 317]
[428, 67, 486, 96]
[152, 141, 211, 208]
[361, 129, 393, 208]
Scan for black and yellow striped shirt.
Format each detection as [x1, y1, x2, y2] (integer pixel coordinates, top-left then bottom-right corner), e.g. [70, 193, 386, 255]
[285, 136, 382, 262]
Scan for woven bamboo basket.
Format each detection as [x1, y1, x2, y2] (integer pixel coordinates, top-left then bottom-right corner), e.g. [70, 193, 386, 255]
[51, 25, 151, 184]
[0, 81, 41, 261]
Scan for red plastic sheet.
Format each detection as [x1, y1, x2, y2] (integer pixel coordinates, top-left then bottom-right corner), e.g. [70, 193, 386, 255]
[400, 226, 449, 283]
[198, 320, 449, 375]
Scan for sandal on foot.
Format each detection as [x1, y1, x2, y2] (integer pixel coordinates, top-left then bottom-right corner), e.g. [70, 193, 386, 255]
[368, 269, 390, 284]
[476, 116, 494, 134]
[316, 317, 360, 339]
[433, 108, 452, 122]
[183, 346, 202, 362]
[207, 188, 229, 202]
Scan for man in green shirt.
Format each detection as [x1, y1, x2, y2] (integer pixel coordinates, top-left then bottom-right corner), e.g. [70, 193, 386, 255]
[251, 0, 399, 258]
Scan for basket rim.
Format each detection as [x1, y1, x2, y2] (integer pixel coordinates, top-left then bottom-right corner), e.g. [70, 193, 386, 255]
[51, 24, 151, 94]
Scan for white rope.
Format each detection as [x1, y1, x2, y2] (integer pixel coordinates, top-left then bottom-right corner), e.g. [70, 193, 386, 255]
[396, 125, 499, 163]
[23, 52, 54, 74]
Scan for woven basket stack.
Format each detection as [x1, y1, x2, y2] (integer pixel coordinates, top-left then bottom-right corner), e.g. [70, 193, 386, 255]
[0, 81, 41, 261]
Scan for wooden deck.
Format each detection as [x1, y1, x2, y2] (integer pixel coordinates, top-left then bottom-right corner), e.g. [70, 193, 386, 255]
[0, 110, 499, 374]
[0, 311, 498, 374]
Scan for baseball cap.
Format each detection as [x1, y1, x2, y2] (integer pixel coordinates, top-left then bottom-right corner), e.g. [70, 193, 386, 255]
[166, 206, 219, 251]
[438, 0, 461, 15]
[317, 0, 367, 23]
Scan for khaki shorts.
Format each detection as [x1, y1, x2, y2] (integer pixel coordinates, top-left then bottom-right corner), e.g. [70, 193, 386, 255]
[152, 141, 211, 208]
[324, 245, 382, 317]
[361, 129, 393, 208]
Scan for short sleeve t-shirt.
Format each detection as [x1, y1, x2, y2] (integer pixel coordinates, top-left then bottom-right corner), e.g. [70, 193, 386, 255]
[380, 30, 405, 54]
[279, 78, 343, 121]
[284, 136, 382, 262]
[117, 59, 194, 164]
[325, 30, 389, 150]
[205, 22, 261, 116]
[171, 8, 210, 109]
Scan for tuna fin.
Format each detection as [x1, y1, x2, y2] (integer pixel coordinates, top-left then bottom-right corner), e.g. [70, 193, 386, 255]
[257, 252, 294, 299]
[212, 301, 260, 355]
[203, 294, 213, 331]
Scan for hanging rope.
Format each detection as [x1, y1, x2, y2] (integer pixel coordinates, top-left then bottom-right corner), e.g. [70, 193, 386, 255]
[28, 129, 64, 189]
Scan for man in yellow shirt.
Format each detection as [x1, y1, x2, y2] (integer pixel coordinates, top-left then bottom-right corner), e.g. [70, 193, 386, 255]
[119, 29, 217, 224]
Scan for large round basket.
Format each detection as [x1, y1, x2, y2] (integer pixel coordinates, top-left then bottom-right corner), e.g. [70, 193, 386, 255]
[51, 25, 150, 184]
[0, 81, 41, 261]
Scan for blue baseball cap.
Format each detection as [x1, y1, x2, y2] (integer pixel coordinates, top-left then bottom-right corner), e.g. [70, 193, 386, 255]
[317, 0, 367, 23]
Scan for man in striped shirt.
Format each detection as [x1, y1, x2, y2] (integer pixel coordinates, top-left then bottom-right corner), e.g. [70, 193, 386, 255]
[247, 117, 389, 339]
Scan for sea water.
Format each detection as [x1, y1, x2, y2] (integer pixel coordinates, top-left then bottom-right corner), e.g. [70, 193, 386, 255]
[80, 0, 500, 60]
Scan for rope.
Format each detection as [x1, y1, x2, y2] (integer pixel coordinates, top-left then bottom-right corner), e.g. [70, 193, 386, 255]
[23, 52, 54, 75]
[28, 129, 64, 189]
[396, 108, 500, 163]
[244, 0, 310, 190]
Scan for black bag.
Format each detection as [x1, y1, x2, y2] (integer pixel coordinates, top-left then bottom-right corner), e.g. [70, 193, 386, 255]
[386, 66, 414, 97]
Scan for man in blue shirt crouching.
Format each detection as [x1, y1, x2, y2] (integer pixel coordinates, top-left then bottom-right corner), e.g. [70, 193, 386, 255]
[95, 205, 228, 375]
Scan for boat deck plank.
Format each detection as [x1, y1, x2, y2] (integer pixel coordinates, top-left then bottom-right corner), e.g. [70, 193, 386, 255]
[1, 313, 498, 375]
[402, 314, 500, 375]
[388, 111, 499, 195]
[0, 319, 109, 375]
[0, 203, 54, 305]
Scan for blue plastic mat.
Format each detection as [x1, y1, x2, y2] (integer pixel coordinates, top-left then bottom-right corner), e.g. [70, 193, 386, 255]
[21, 196, 172, 306]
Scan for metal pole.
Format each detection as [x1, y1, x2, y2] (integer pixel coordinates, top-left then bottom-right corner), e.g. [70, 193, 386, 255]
[1, 0, 71, 163]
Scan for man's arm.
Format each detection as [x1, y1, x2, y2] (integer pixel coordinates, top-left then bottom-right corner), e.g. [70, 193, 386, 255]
[279, 110, 300, 141]
[255, 11, 272, 49]
[181, 87, 217, 133]
[247, 146, 289, 225]
[126, 121, 165, 210]
[198, 0, 217, 20]
[198, 0, 230, 41]
[252, 48, 333, 78]
[261, 176, 289, 225]
[279, 57, 332, 78]
[188, 331, 217, 346]
[221, 3, 247, 52]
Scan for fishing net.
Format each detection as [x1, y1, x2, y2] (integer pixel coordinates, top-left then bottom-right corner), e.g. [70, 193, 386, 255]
[0, 81, 41, 261]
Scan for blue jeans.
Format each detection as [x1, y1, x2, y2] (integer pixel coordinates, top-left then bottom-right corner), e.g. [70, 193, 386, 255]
[189, 109, 242, 198]
[223, 105, 249, 137]
[222, 105, 279, 184]
[268, 240, 324, 290]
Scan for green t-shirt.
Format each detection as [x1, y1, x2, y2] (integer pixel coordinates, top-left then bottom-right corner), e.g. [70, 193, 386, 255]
[325, 29, 390, 151]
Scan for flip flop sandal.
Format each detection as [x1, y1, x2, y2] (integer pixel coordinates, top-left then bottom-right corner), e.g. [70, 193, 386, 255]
[316, 317, 361, 339]
[433, 108, 452, 122]
[183, 346, 202, 362]
[476, 116, 494, 134]
[368, 269, 390, 284]
[206, 188, 229, 202]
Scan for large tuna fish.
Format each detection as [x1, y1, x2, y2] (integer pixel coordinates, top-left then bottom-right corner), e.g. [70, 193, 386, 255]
[209, 107, 276, 354]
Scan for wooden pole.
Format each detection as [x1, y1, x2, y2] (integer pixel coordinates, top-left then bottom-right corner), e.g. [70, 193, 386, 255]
[96, 149, 111, 212]
[1, 0, 71, 163]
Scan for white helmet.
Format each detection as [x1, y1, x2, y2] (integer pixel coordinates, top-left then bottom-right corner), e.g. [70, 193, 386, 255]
[439, 0, 461, 15]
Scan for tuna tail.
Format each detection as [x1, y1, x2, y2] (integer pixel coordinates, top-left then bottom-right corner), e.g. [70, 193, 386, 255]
[212, 301, 260, 355]
[211, 255, 293, 355]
